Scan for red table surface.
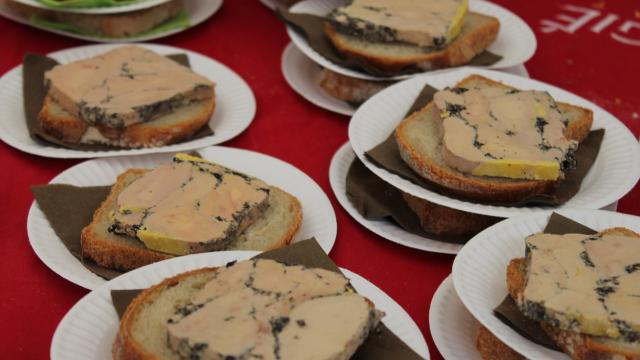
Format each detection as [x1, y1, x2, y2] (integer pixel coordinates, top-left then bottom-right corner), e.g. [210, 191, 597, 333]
[1, 0, 638, 358]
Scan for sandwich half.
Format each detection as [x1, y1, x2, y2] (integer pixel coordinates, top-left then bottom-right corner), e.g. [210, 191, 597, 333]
[81, 153, 303, 271]
[395, 74, 593, 203]
[324, 0, 499, 73]
[113, 259, 383, 359]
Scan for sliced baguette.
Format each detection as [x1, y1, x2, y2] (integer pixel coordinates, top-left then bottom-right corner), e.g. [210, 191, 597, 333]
[80, 169, 302, 271]
[501, 228, 640, 360]
[38, 94, 215, 148]
[317, 68, 393, 104]
[324, 12, 500, 73]
[395, 75, 594, 203]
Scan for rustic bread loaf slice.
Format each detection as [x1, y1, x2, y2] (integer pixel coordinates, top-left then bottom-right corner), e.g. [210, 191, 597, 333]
[324, 12, 499, 73]
[317, 68, 393, 104]
[2, 0, 185, 38]
[39, 94, 215, 148]
[395, 75, 593, 203]
[401, 192, 500, 236]
[81, 169, 302, 271]
[497, 228, 640, 360]
[113, 260, 381, 359]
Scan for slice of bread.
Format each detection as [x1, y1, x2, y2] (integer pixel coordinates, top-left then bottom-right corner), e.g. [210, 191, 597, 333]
[317, 68, 393, 104]
[80, 169, 302, 271]
[395, 75, 594, 203]
[113, 263, 380, 359]
[498, 228, 640, 360]
[476, 325, 525, 360]
[401, 192, 500, 236]
[2, 0, 184, 38]
[39, 95, 215, 148]
[324, 12, 499, 73]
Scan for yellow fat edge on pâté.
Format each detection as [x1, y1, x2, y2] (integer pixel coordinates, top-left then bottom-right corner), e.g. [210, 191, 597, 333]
[173, 152, 212, 164]
[471, 159, 560, 180]
[447, 0, 468, 41]
[137, 229, 191, 256]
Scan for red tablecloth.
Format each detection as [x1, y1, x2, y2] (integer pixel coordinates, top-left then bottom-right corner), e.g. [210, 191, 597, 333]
[1, 0, 638, 358]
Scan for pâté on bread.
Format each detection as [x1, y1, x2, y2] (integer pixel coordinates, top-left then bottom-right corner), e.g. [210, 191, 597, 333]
[324, 0, 500, 73]
[395, 74, 593, 203]
[477, 227, 640, 360]
[81, 153, 302, 271]
[38, 46, 216, 148]
[113, 258, 383, 360]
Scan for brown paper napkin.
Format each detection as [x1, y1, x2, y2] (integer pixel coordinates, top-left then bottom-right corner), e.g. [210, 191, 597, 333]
[346, 156, 471, 244]
[23, 53, 213, 151]
[110, 239, 425, 359]
[31, 184, 125, 279]
[364, 83, 605, 207]
[492, 212, 597, 351]
[277, 9, 502, 78]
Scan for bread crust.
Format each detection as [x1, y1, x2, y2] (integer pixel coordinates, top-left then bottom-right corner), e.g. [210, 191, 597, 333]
[401, 192, 500, 236]
[317, 68, 392, 103]
[38, 94, 215, 148]
[476, 325, 525, 360]
[394, 74, 593, 203]
[497, 228, 640, 360]
[112, 267, 217, 360]
[324, 12, 500, 73]
[80, 170, 302, 271]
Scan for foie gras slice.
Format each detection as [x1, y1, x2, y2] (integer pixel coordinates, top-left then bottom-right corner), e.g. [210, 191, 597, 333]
[167, 259, 383, 360]
[44, 46, 215, 128]
[433, 84, 578, 180]
[111, 153, 270, 255]
[328, 0, 468, 48]
[520, 232, 640, 340]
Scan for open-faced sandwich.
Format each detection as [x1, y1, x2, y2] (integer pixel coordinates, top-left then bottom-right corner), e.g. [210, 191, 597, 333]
[38, 45, 215, 148]
[1, 0, 188, 39]
[396, 74, 593, 203]
[113, 258, 383, 359]
[324, 0, 499, 73]
[81, 153, 302, 271]
[478, 227, 640, 359]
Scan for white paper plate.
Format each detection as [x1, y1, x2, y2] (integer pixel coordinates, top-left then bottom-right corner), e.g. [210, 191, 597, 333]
[282, 42, 530, 117]
[51, 251, 430, 359]
[330, 141, 462, 254]
[27, 146, 337, 290]
[287, 0, 536, 81]
[452, 209, 640, 359]
[12, 0, 173, 14]
[0, 43, 254, 158]
[0, 0, 222, 41]
[429, 275, 484, 360]
[349, 67, 640, 218]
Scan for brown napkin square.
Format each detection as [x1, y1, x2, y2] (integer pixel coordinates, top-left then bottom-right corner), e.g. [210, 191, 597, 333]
[110, 239, 425, 359]
[364, 83, 605, 207]
[492, 212, 597, 351]
[346, 156, 470, 244]
[276, 9, 502, 78]
[23, 53, 213, 151]
[31, 184, 124, 279]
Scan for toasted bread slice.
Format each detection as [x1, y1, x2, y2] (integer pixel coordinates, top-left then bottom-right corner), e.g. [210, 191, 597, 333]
[113, 263, 380, 359]
[324, 12, 499, 73]
[80, 169, 302, 271]
[395, 75, 594, 203]
[500, 228, 640, 360]
[38, 94, 215, 148]
[401, 192, 500, 236]
[317, 68, 393, 104]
